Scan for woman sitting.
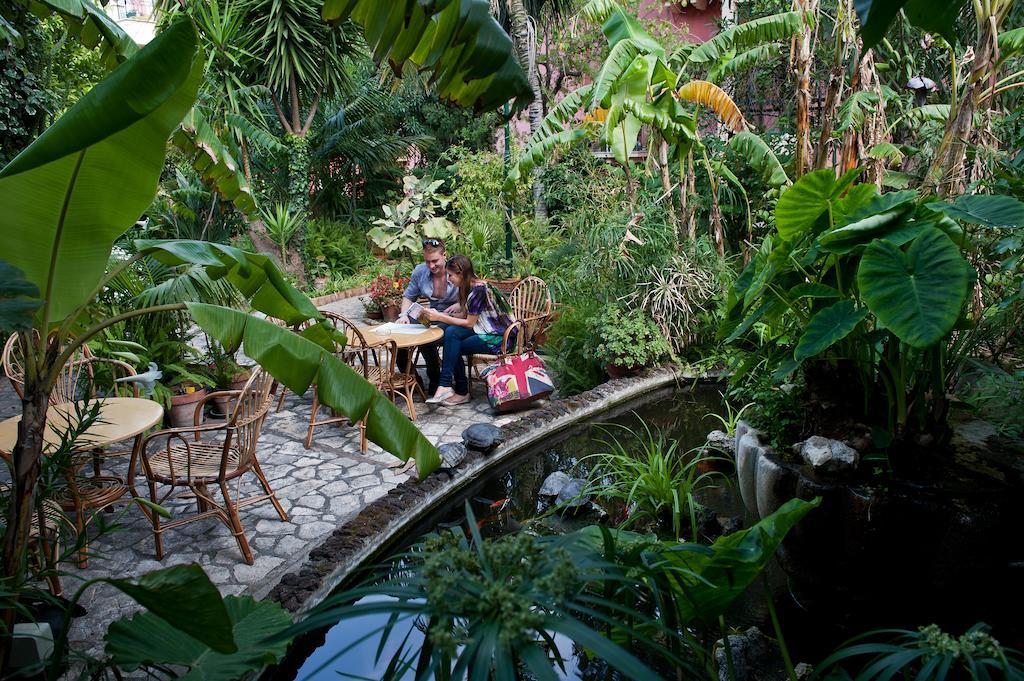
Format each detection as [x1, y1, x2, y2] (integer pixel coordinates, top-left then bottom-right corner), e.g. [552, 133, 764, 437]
[424, 255, 515, 406]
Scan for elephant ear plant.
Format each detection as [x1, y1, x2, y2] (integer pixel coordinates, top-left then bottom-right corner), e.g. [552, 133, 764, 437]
[0, 18, 443, 665]
[722, 167, 1024, 468]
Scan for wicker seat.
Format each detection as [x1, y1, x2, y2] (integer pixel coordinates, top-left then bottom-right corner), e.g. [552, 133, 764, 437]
[305, 312, 422, 452]
[136, 368, 286, 565]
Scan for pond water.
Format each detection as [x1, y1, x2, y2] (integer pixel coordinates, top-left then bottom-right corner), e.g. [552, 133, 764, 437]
[268, 383, 1012, 680]
[267, 384, 774, 680]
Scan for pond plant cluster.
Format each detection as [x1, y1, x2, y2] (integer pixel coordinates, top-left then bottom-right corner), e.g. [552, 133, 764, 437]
[2, 0, 1024, 679]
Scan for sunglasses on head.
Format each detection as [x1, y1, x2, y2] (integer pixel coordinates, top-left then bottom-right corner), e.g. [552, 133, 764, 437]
[422, 239, 443, 248]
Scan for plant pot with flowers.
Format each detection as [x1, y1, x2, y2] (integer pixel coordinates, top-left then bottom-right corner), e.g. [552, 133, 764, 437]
[367, 269, 409, 322]
[592, 305, 671, 379]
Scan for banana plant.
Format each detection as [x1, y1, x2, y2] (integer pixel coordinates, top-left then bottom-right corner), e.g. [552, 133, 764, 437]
[0, 23, 441, 665]
[506, 0, 749, 190]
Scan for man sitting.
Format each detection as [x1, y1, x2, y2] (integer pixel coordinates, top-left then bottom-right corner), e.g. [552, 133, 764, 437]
[396, 238, 459, 395]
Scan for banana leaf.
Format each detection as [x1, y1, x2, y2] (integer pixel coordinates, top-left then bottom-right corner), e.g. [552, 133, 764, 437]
[172, 109, 256, 216]
[323, 0, 531, 112]
[0, 19, 202, 325]
[855, 0, 968, 50]
[187, 304, 441, 476]
[0, 259, 42, 333]
[14, 0, 138, 68]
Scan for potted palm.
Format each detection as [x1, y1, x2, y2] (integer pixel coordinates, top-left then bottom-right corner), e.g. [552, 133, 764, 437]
[592, 305, 670, 378]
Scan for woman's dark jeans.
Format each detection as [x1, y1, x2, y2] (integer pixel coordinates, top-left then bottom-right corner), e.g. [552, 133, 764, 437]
[438, 325, 491, 395]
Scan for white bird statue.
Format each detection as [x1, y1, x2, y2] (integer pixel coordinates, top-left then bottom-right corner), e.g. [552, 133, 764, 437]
[116, 362, 163, 396]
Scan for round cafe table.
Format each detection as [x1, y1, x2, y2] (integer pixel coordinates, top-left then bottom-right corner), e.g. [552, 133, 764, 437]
[0, 397, 164, 567]
[352, 323, 443, 350]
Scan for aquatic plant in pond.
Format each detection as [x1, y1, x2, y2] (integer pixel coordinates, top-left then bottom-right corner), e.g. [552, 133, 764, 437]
[583, 423, 728, 541]
[280, 498, 819, 680]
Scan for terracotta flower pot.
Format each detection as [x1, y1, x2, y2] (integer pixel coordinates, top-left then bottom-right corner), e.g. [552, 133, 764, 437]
[211, 370, 252, 418]
[366, 307, 383, 320]
[382, 303, 402, 322]
[168, 387, 207, 428]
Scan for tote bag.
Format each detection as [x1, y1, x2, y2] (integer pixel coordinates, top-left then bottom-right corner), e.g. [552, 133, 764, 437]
[483, 351, 554, 413]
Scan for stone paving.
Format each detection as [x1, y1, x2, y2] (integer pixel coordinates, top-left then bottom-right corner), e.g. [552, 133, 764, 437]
[1, 295, 524, 657]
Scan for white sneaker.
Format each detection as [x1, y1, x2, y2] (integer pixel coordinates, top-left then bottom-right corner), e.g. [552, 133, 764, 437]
[426, 387, 455, 404]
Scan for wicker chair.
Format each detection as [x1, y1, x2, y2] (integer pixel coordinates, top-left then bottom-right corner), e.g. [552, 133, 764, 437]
[0, 483, 72, 596]
[135, 368, 287, 565]
[4, 333, 140, 567]
[468, 276, 552, 390]
[304, 312, 370, 449]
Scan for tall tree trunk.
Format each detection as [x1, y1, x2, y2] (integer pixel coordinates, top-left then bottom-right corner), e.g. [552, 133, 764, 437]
[925, 1, 1008, 197]
[792, 0, 819, 178]
[813, 0, 854, 170]
[509, 0, 547, 220]
[658, 139, 679, 236]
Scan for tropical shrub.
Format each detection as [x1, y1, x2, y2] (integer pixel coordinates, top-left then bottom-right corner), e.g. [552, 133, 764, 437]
[284, 499, 820, 679]
[303, 218, 375, 284]
[368, 175, 457, 260]
[592, 304, 671, 370]
[259, 201, 304, 263]
[816, 622, 1024, 680]
[721, 168, 1024, 461]
[542, 300, 606, 396]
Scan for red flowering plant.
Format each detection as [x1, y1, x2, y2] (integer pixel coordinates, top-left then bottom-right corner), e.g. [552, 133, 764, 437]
[367, 268, 409, 308]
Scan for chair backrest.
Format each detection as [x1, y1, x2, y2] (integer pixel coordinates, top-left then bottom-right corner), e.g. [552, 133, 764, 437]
[226, 368, 276, 470]
[507, 277, 553, 345]
[321, 311, 372, 378]
[3, 333, 104, 402]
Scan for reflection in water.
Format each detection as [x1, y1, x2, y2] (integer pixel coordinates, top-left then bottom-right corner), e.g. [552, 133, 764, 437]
[288, 386, 733, 681]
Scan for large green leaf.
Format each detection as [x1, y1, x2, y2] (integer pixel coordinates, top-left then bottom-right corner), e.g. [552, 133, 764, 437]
[135, 240, 319, 326]
[186, 303, 441, 476]
[926, 194, 1024, 228]
[657, 498, 820, 625]
[106, 593, 292, 680]
[0, 19, 202, 326]
[819, 191, 918, 253]
[103, 564, 236, 655]
[172, 110, 256, 216]
[0, 259, 42, 333]
[854, 0, 968, 50]
[324, 0, 531, 111]
[795, 300, 868, 362]
[13, 0, 138, 68]
[728, 132, 790, 188]
[858, 229, 973, 348]
[775, 168, 862, 242]
[687, 11, 807, 65]
[709, 44, 782, 82]
[583, 0, 663, 55]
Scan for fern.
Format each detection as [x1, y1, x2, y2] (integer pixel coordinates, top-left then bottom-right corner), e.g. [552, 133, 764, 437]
[675, 80, 748, 132]
[687, 11, 808, 65]
[727, 132, 791, 188]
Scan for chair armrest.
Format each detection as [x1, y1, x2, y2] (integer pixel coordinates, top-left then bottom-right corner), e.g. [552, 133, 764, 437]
[498, 320, 524, 358]
[140, 421, 231, 453]
[193, 390, 242, 428]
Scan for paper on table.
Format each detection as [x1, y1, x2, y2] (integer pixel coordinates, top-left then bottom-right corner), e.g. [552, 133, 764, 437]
[373, 322, 430, 334]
